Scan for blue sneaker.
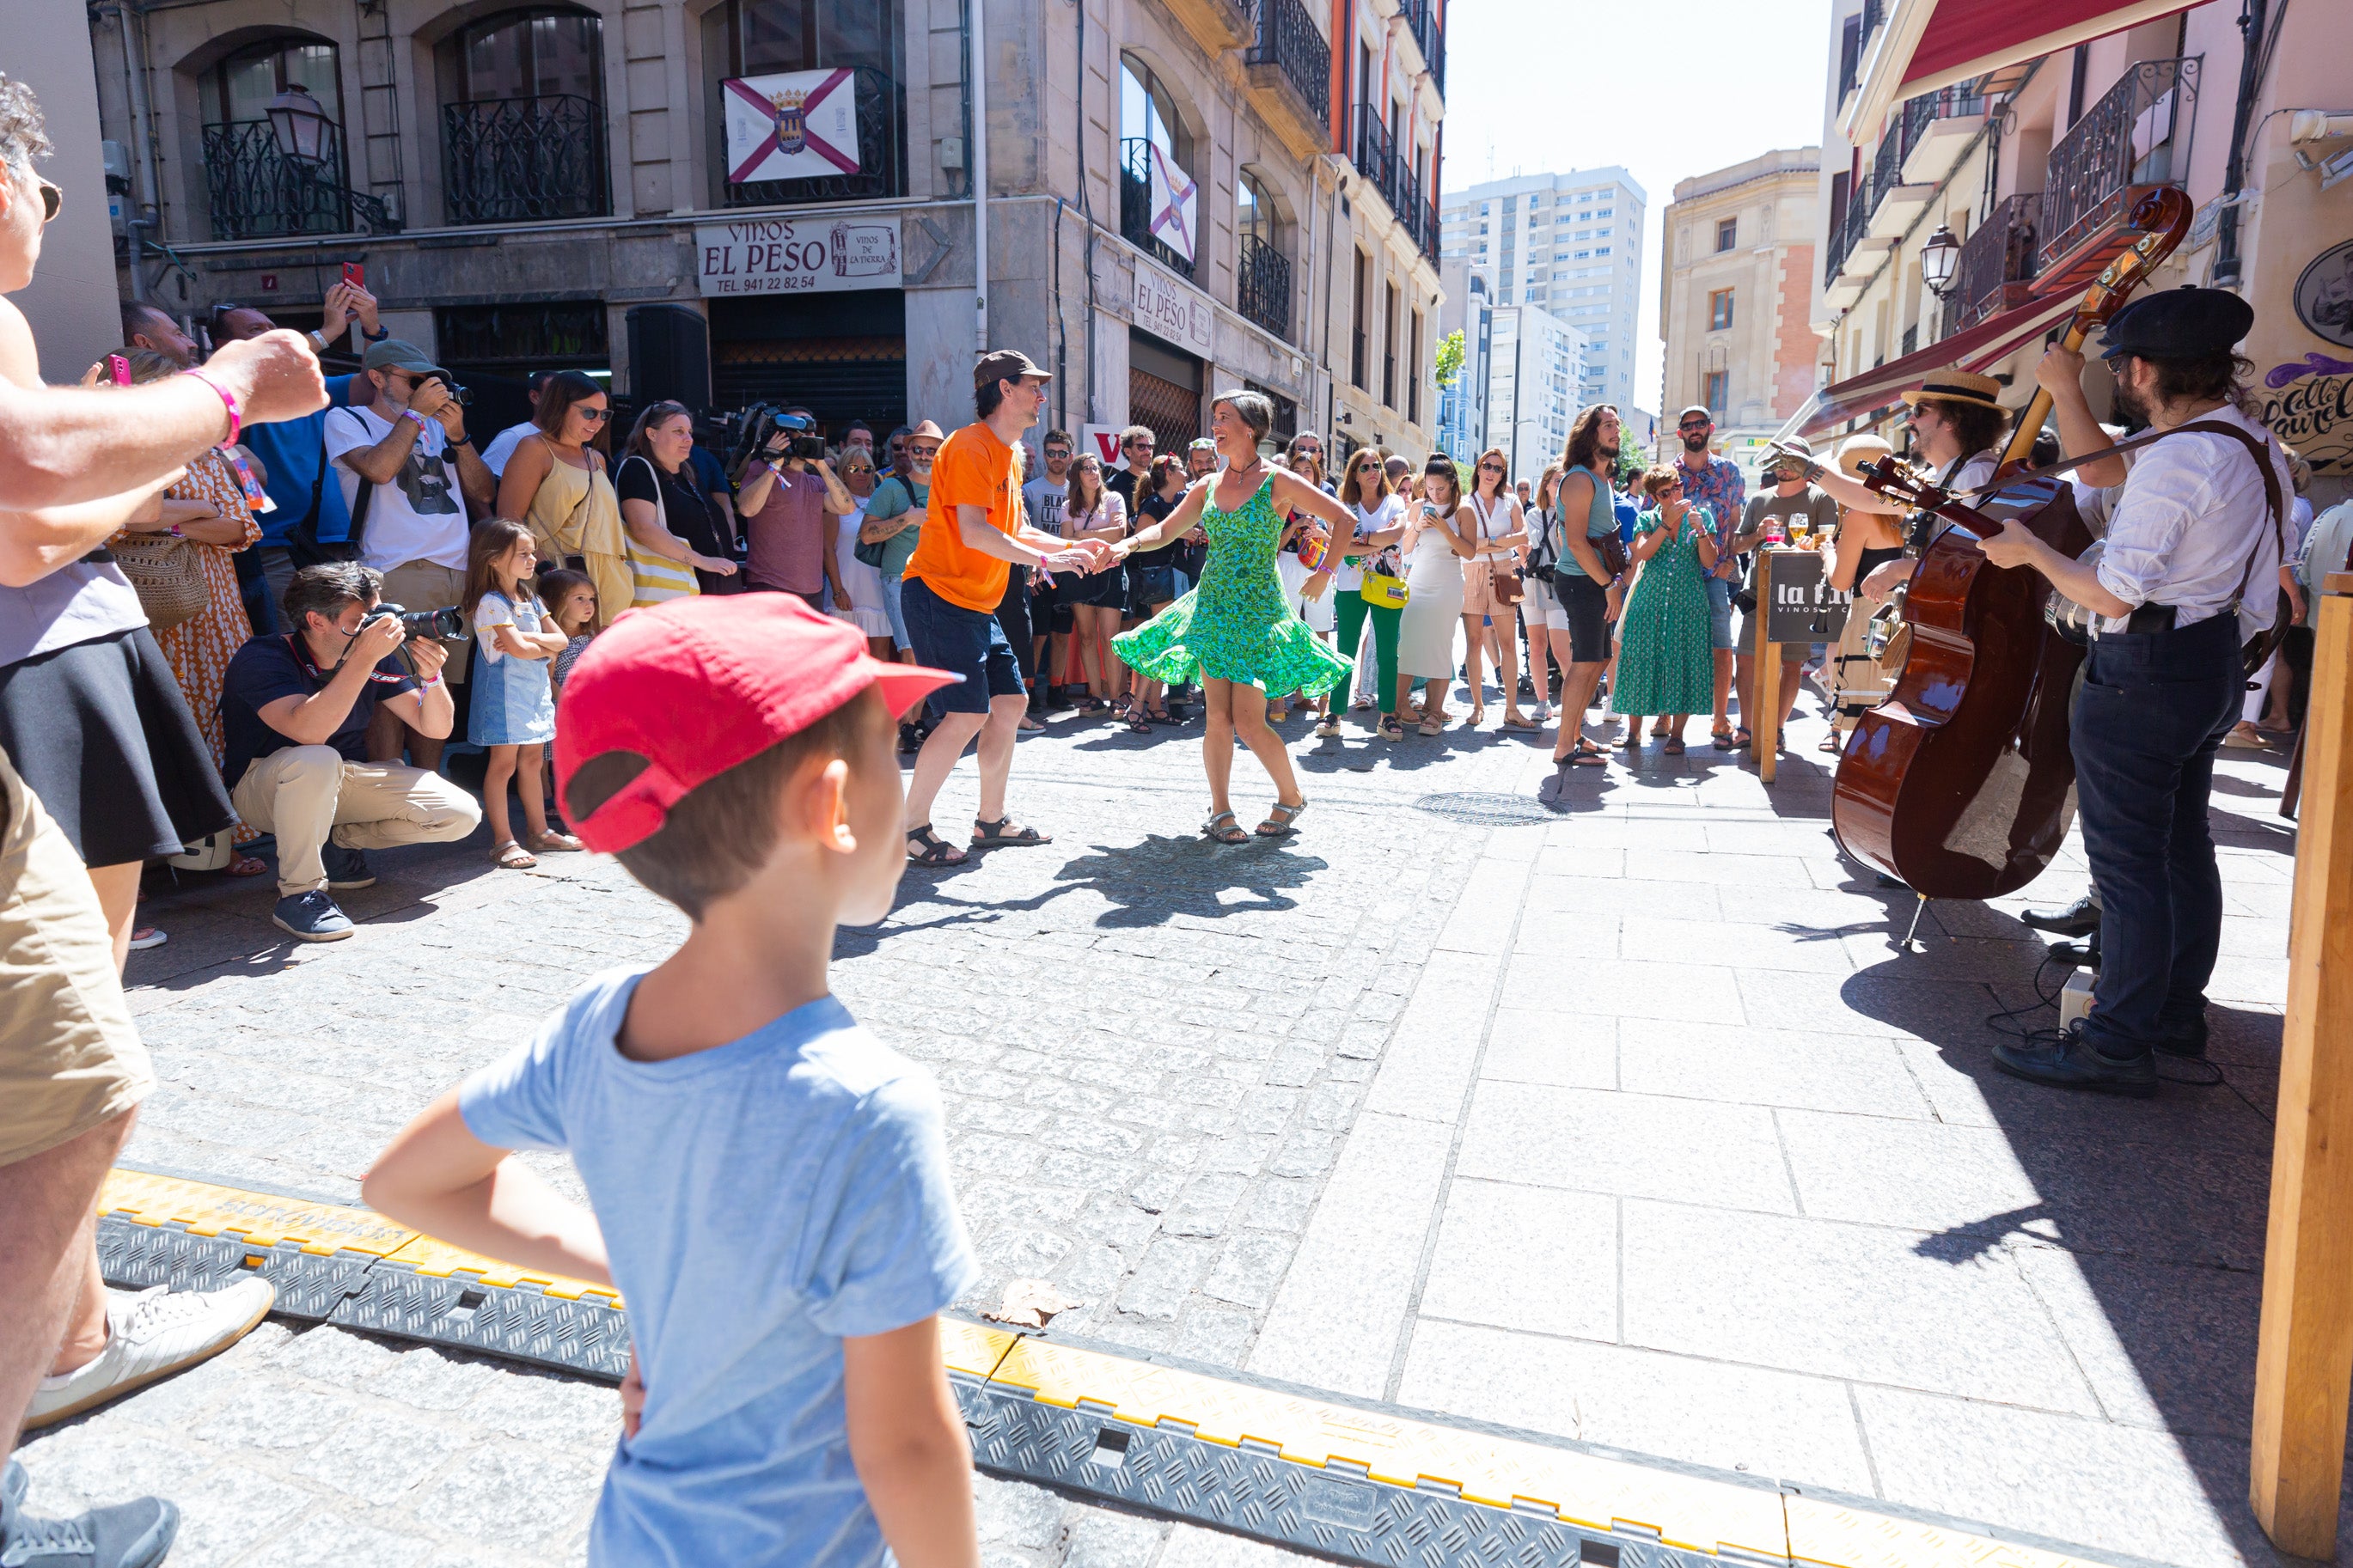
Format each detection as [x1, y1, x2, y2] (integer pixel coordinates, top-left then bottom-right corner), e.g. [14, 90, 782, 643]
[272, 890, 353, 943]
[1, 1460, 178, 1568]
[321, 843, 376, 890]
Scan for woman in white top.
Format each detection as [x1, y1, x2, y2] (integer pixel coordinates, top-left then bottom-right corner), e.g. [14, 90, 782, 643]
[1058, 453, 1132, 717]
[1396, 455, 1477, 735]
[829, 449, 895, 659]
[1318, 449, 1411, 741]
[1519, 462, 1567, 725]
[1461, 447, 1533, 729]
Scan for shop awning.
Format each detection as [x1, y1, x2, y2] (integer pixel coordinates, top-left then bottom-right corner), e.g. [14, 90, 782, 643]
[1843, 0, 2201, 141]
[1775, 291, 2081, 443]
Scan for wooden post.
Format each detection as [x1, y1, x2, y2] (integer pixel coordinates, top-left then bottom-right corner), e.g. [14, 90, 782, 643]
[2252, 574, 2353, 1559]
[1755, 550, 1781, 783]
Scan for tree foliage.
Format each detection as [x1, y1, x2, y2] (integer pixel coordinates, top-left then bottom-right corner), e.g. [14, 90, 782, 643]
[1434, 329, 1465, 389]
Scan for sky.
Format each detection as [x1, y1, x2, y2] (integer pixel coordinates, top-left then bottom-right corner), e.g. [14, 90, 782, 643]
[1439, 0, 1835, 416]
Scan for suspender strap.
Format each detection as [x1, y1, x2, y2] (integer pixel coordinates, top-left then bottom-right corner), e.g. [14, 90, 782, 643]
[2170, 419, 2286, 611]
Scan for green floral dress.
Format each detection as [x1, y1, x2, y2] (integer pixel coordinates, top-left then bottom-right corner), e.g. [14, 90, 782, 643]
[1114, 473, 1354, 697]
[1611, 506, 1715, 717]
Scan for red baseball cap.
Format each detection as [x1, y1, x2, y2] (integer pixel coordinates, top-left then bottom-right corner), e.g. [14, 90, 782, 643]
[554, 595, 959, 853]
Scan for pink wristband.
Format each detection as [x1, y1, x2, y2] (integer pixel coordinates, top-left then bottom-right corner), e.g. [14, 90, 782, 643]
[183, 370, 240, 447]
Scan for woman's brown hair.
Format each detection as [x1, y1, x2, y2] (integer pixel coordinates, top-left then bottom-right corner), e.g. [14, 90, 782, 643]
[1065, 452, 1107, 517]
[534, 369, 608, 445]
[1639, 465, 1681, 502]
[1421, 455, 1464, 509]
[1341, 448, 1391, 507]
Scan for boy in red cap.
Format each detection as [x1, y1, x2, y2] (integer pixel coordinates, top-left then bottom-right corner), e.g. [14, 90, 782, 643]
[363, 595, 981, 1567]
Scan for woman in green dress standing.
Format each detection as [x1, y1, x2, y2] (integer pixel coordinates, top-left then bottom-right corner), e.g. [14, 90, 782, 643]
[1110, 391, 1362, 841]
[1610, 466, 1719, 754]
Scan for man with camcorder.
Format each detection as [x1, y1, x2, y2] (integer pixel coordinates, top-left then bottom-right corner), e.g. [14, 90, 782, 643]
[735, 404, 853, 609]
[219, 563, 483, 941]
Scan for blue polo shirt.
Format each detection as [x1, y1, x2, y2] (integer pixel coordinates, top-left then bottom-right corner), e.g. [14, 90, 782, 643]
[219, 631, 415, 787]
[243, 373, 360, 547]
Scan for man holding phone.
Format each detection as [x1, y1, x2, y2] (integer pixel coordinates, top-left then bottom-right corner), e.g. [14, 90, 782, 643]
[326, 340, 495, 770]
[735, 406, 853, 610]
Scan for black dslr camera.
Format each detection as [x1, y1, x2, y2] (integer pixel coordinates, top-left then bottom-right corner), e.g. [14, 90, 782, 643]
[364, 602, 468, 642]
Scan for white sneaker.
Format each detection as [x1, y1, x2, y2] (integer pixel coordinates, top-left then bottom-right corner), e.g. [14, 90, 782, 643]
[23, 1277, 275, 1428]
[1531, 701, 1551, 723]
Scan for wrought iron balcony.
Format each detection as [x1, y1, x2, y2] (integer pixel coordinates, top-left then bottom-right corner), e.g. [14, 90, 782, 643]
[1238, 232, 1292, 340]
[200, 119, 400, 241]
[1951, 192, 2040, 329]
[1824, 174, 1873, 286]
[1404, 0, 1445, 95]
[443, 95, 610, 224]
[1352, 104, 1397, 214]
[2038, 57, 2198, 275]
[1120, 137, 1196, 279]
[1244, 0, 1330, 134]
[725, 66, 904, 208]
[1420, 195, 1441, 263]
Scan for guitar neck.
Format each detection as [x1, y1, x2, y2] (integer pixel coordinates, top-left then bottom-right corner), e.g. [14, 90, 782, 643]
[1998, 319, 2090, 469]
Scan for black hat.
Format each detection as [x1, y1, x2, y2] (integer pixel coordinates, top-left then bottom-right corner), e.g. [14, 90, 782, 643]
[2098, 286, 2254, 362]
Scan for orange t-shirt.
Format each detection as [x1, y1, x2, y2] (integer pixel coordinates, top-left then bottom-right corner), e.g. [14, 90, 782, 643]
[905, 423, 1023, 612]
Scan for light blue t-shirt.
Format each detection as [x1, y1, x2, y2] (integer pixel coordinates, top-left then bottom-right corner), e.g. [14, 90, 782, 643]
[459, 969, 979, 1568]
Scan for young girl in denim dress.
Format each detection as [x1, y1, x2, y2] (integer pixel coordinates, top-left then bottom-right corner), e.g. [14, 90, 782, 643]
[467, 519, 578, 868]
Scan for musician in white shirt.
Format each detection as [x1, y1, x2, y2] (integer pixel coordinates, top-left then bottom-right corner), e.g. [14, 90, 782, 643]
[1973, 287, 2283, 1094]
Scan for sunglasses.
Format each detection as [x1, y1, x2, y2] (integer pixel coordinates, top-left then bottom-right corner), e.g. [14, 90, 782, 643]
[1679, 421, 1713, 433]
[1044, 448, 1073, 459]
[578, 406, 611, 424]
[1477, 461, 1506, 473]
[1126, 437, 1155, 448]
[908, 445, 941, 459]
[846, 464, 874, 474]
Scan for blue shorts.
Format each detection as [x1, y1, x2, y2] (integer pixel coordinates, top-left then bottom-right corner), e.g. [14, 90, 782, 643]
[1707, 576, 1736, 651]
[880, 574, 913, 652]
[903, 576, 1019, 717]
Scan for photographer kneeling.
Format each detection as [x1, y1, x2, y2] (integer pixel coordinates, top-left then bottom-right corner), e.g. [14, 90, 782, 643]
[221, 564, 483, 940]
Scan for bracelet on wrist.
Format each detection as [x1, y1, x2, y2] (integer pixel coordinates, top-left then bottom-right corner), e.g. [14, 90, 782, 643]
[418, 674, 443, 689]
[183, 369, 241, 448]
[364, 326, 390, 342]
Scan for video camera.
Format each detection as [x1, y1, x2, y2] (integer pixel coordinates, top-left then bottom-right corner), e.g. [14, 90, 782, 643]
[721, 403, 825, 473]
[364, 602, 468, 642]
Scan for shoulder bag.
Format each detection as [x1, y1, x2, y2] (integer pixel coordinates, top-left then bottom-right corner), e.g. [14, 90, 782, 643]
[1475, 495, 1525, 607]
[110, 530, 210, 633]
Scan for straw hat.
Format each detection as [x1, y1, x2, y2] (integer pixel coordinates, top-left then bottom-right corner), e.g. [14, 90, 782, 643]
[1836, 433, 1894, 479]
[1899, 368, 2004, 412]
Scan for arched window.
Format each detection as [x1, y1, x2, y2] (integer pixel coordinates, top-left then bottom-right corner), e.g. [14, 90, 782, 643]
[1238, 170, 1272, 247]
[199, 36, 350, 240]
[439, 9, 609, 223]
[1118, 57, 1195, 278]
[1236, 171, 1291, 340]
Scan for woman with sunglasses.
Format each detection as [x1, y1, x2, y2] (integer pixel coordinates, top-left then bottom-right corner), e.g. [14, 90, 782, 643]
[1325, 448, 1412, 741]
[1462, 447, 1535, 729]
[497, 369, 632, 628]
[1609, 467, 1718, 754]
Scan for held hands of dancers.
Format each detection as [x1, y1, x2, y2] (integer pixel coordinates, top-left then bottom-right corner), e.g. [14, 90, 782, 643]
[1042, 536, 1115, 574]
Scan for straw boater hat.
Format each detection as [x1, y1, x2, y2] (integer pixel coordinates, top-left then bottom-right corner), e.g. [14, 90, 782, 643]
[1899, 367, 2004, 412]
[1836, 433, 1894, 479]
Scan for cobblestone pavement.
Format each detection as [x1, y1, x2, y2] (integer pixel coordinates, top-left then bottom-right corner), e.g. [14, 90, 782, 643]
[17, 695, 1536, 1565]
[16, 679, 2311, 1567]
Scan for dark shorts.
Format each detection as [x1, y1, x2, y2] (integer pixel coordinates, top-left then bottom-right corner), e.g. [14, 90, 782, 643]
[1555, 573, 1610, 662]
[903, 576, 1022, 717]
[1058, 564, 1128, 609]
[0, 627, 235, 867]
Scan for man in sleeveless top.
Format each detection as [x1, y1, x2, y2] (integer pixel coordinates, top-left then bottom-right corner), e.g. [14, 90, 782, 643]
[1972, 290, 2286, 1094]
[1547, 406, 1629, 769]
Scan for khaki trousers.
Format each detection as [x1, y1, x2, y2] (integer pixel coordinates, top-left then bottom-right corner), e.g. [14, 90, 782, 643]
[231, 746, 481, 897]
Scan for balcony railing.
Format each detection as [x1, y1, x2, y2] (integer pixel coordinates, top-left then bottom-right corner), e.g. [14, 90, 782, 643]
[1899, 81, 1985, 146]
[1352, 104, 1395, 210]
[1420, 195, 1441, 263]
[1824, 172, 1873, 285]
[726, 66, 904, 207]
[1952, 192, 2040, 328]
[1404, 0, 1445, 95]
[1238, 232, 1292, 340]
[200, 119, 400, 241]
[1244, 0, 1330, 131]
[1837, 0, 1885, 102]
[2038, 56, 2198, 272]
[442, 95, 610, 225]
[1120, 137, 1195, 279]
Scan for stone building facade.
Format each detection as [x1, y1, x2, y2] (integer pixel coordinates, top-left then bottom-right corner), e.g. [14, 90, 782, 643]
[1657, 147, 1818, 485]
[86, 0, 1445, 454]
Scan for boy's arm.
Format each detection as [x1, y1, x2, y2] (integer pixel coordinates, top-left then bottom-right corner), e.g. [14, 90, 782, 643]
[843, 1316, 978, 1568]
[362, 1090, 612, 1286]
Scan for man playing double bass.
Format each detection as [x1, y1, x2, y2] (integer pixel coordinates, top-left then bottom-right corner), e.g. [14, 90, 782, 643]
[1976, 288, 2283, 1093]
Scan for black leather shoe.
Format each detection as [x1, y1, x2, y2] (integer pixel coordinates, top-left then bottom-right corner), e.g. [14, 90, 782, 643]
[2021, 894, 2101, 937]
[1993, 1022, 2158, 1097]
[2156, 1018, 2209, 1060]
[2048, 937, 2101, 970]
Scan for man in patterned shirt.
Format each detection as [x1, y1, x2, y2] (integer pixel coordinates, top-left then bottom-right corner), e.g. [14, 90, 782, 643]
[1672, 406, 1746, 741]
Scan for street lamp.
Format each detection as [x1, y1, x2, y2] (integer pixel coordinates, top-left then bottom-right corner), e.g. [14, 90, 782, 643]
[1919, 223, 1961, 299]
[266, 85, 334, 167]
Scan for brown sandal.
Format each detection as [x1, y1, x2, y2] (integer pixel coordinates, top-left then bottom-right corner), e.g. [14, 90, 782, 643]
[492, 840, 537, 869]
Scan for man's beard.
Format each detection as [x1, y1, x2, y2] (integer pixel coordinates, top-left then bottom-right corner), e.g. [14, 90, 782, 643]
[2112, 380, 2151, 429]
[1681, 431, 1708, 453]
[1599, 442, 1621, 466]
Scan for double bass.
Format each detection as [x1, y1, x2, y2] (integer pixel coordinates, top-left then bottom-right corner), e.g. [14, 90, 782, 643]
[1826, 188, 2193, 900]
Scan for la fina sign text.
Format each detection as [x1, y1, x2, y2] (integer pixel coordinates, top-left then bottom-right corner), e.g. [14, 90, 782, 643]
[695, 218, 901, 296]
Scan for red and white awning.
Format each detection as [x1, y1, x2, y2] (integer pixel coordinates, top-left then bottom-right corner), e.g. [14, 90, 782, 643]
[1843, 0, 2200, 142]
[1776, 291, 2082, 442]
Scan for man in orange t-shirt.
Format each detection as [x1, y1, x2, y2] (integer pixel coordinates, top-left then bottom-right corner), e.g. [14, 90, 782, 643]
[900, 350, 1112, 866]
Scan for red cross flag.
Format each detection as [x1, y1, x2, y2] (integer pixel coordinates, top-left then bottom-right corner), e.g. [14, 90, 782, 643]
[724, 69, 861, 185]
[1146, 144, 1197, 265]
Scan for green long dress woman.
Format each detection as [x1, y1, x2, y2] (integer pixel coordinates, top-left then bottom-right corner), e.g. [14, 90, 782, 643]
[1610, 467, 1720, 752]
[1110, 392, 1364, 841]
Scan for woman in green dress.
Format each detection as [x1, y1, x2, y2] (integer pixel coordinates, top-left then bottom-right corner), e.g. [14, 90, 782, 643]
[1610, 466, 1720, 753]
[1110, 391, 1362, 841]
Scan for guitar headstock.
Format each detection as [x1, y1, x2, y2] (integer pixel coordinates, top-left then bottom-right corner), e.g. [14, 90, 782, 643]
[2077, 188, 2196, 332]
[1858, 455, 1943, 510]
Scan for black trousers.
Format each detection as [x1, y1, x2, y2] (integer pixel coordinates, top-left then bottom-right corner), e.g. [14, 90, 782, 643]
[995, 566, 1036, 687]
[2070, 613, 2241, 1056]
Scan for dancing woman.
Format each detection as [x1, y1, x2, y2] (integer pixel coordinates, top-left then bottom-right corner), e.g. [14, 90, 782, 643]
[1109, 391, 1360, 841]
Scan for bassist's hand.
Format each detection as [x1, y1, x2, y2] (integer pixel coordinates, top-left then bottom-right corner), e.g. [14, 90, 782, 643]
[1975, 518, 2042, 571]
